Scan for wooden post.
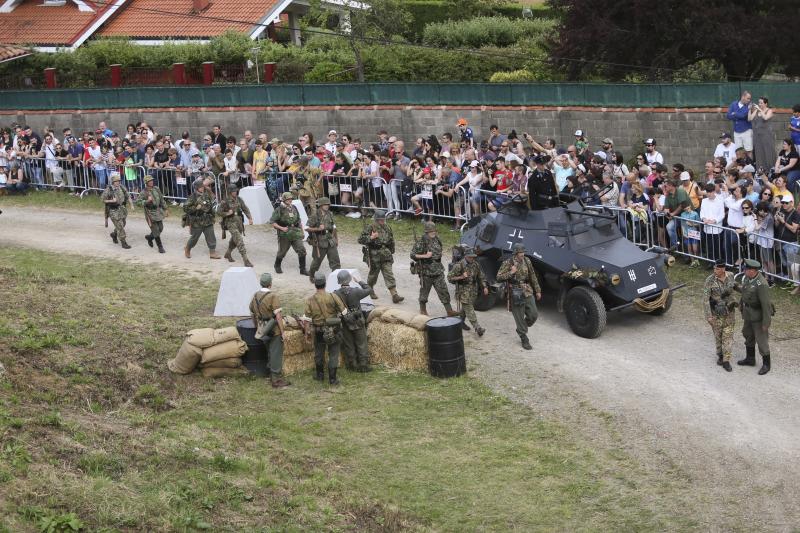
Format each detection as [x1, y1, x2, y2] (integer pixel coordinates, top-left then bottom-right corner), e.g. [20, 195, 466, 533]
[264, 63, 276, 84]
[110, 64, 122, 87]
[172, 63, 186, 85]
[202, 61, 214, 85]
[44, 68, 57, 89]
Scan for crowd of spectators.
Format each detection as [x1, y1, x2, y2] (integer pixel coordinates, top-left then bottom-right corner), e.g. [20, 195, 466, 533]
[1, 92, 798, 290]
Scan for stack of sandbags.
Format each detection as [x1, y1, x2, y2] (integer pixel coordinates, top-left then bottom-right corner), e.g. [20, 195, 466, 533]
[167, 326, 247, 377]
[366, 306, 429, 372]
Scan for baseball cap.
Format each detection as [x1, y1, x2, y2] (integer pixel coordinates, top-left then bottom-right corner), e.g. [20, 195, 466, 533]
[644, 138, 655, 145]
[457, 118, 468, 126]
[576, 163, 587, 174]
[781, 195, 793, 203]
[679, 171, 690, 181]
[469, 160, 479, 168]
[741, 164, 755, 173]
[720, 132, 732, 139]
[602, 137, 613, 145]
[441, 151, 450, 158]
[574, 129, 583, 137]
[328, 129, 337, 135]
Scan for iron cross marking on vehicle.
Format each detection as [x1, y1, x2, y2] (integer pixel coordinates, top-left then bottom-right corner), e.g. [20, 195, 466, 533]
[507, 228, 525, 249]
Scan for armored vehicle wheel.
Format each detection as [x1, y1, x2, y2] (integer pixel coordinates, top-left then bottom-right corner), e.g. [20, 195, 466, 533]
[564, 286, 607, 339]
[648, 290, 673, 316]
[474, 286, 498, 311]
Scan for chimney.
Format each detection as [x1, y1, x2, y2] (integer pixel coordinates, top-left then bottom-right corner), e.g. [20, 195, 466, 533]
[192, 0, 209, 13]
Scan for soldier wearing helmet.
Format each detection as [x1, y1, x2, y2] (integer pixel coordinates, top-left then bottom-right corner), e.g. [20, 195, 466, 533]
[102, 172, 133, 249]
[358, 209, 404, 303]
[303, 271, 348, 385]
[447, 247, 487, 336]
[333, 270, 373, 372]
[495, 243, 542, 350]
[305, 196, 341, 283]
[270, 191, 307, 275]
[411, 221, 456, 317]
[217, 185, 254, 267]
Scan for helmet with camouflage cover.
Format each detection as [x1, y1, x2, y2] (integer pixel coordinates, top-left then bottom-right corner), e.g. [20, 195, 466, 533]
[317, 197, 331, 207]
[512, 243, 526, 253]
[281, 191, 294, 201]
[227, 185, 239, 195]
[464, 247, 477, 258]
[373, 209, 387, 220]
[423, 221, 437, 233]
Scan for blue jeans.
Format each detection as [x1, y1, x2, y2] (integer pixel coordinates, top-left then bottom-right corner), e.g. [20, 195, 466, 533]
[94, 168, 108, 189]
[666, 218, 678, 247]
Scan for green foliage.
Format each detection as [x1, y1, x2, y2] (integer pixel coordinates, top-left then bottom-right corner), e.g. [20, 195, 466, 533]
[38, 513, 84, 533]
[423, 16, 555, 49]
[490, 69, 538, 82]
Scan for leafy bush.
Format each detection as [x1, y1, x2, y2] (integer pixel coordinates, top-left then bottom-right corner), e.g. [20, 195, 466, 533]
[422, 16, 555, 49]
[489, 69, 538, 82]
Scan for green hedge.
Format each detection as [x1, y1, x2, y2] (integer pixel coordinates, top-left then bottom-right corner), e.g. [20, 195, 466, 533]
[422, 16, 556, 48]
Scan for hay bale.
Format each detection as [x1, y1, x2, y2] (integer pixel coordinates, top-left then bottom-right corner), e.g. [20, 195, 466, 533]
[283, 351, 315, 375]
[367, 306, 390, 324]
[199, 357, 242, 369]
[200, 367, 249, 379]
[200, 339, 247, 364]
[282, 316, 307, 331]
[186, 328, 215, 348]
[168, 341, 203, 374]
[367, 321, 428, 372]
[283, 329, 314, 357]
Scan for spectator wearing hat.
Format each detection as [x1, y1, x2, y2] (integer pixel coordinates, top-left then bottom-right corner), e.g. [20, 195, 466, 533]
[643, 138, 663, 166]
[573, 130, 588, 156]
[596, 137, 615, 163]
[774, 194, 800, 275]
[528, 154, 558, 210]
[714, 133, 738, 165]
[726, 90, 753, 158]
[457, 118, 474, 148]
[324, 130, 338, 155]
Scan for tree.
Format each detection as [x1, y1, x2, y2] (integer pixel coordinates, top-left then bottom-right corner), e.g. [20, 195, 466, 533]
[309, 0, 412, 82]
[546, 0, 800, 81]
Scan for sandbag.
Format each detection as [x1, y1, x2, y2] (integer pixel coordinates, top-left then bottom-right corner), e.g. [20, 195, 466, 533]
[200, 339, 247, 364]
[212, 326, 240, 345]
[408, 314, 430, 331]
[381, 308, 418, 325]
[185, 328, 215, 348]
[167, 341, 203, 374]
[201, 367, 249, 378]
[199, 357, 243, 369]
[366, 306, 389, 324]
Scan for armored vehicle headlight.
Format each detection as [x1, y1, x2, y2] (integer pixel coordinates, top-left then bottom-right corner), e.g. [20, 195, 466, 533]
[611, 274, 621, 285]
[664, 255, 675, 267]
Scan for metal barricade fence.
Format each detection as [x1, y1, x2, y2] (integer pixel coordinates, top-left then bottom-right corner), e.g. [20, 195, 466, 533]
[78, 163, 147, 198]
[585, 204, 652, 249]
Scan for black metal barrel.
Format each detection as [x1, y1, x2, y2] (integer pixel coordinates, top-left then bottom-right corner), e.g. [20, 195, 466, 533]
[426, 317, 466, 378]
[236, 318, 269, 377]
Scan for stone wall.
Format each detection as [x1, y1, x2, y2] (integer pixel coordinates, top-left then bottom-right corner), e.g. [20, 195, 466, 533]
[2, 106, 791, 170]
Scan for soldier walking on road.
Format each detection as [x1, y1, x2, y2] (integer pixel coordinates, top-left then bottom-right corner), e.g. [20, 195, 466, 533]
[306, 197, 341, 283]
[358, 209, 404, 303]
[412, 221, 457, 316]
[736, 259, 774, 375]
[702, 261, 738, 372]
[333, 270, 373, 372]
[137, 174, 167, 254]
[248, 273, 290, 388]
[218, 186, 254, 267]
[303, 272, 348, 385]
[183, 178, 221, 260]
[447, 247, 487, 336]
[102, 172, 133, 249]
[270, 192, 307, 275]
[496, 243, 542, 350]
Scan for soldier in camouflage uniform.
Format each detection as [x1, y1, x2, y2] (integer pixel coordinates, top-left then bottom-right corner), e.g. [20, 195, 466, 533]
[447, 247, 487, 336]
[183, 178, 221, 259]
[411, 221, 456, 316]
[291, 156, 322, 215]
[306, 197, 341, 283]
[333, 270, 373, 372]
[495, 243, 542, 350]
[248, 272, 290, 388]
[270, 191, 307, 275]
[218, 186, 254, 267]
[358, 209, 404, 303]
[137, 174, 167, 253]
[303, 272, 348, 385]
[736, 259, 773, 375]
[702, 261, 738, 372]
[102, 172, 133, 249]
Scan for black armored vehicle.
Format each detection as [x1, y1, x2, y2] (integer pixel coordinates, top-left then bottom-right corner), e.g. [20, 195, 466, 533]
[458, 192, 682, 338]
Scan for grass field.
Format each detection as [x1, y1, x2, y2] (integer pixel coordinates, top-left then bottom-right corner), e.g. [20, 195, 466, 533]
[0, 246, 702, 531]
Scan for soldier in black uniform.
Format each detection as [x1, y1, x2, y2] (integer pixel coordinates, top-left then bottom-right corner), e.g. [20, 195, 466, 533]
[527, 154, 559, 209]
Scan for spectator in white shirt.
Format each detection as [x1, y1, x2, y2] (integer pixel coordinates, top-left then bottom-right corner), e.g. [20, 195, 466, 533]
[700, 183, 726, 263]
[714, 133, 738, 166]
[724, 185, 747, 264]
[644, 138, 664, 166]
[324, 130, 338, 155]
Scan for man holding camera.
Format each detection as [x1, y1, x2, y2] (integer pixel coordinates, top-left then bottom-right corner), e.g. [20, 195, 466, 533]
[702, 261, 738, 372]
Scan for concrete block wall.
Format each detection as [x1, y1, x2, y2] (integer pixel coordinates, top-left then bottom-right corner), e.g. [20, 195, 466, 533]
[3, 106, 791, 171]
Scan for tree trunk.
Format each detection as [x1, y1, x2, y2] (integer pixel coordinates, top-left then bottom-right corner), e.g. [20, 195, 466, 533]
[349, 37, 365, 83]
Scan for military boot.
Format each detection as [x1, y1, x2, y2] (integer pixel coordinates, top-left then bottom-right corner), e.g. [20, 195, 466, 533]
[419, 303, 428, 316]
[120, 239, 131, 250]
[155, 237, 165, 254]
[314, 363, 324, 381]
[145, 234, 154, 247]
[520, 335, 532, 350]
[737, 345, 756, 366]
[758, 355, 771, 375]
[270, 374, 291, 388]
[716, 352, 723, 366]
[460, 311, 470, 331]
[274, 257, 283, 274]
[390, 288, 404, 303]
[475, 325, 485, 337]
[329, 368, 340, 386]
[369, 290, 378, 299]
[358, 364, 372, 373]
[209, 250, 222, 259]
[299, 256, 308, 276]
[110, 231, 118, 244]
[184, 245, 191, 258]
[722, 361, 733, 372]
[444, 303, 459, 317]
[243, 255, 253, 268]
[224, 247, 234, 262]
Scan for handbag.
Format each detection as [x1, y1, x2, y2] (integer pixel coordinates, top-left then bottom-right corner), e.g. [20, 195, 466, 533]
[327, 179, 339, 195]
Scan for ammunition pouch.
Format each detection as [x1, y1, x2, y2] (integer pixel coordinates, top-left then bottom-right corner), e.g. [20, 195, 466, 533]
[511, 286, 526, 306]
[712, 301, 729, 317]
[107, 202, 120, 209]
[410, 261, 417, 275]
[342, 309, 365, 331]
[321, 319, 342, 345]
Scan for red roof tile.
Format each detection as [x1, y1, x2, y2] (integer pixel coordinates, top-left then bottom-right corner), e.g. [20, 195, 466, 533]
[0, 43, 32, 62]
[98, 0, 278, 39]
[0, 0, 102, 46]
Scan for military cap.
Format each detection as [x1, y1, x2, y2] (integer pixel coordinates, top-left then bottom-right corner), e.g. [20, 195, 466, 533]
[713, 260, 726, 268]
[373, 209, 387, 220]
[337, 270, 352, 285]
[192, 178, 204, 191]
[512, 243, 526, 253]
[260, 273, 272, 287]
[743, 259, 761, 269]
[313, 272, 327, 286]
[423, 221, 437, 233]
[227, 185, 239, 195]
[281, 191, 294, 201]
[144, 175, 154, 183]
[317, 197, 331, 206]
[110, 172, 121, 182]
[464, 247, 477, 258]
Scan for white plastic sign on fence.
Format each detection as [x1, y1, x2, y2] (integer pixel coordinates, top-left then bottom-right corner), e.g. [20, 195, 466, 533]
[340, 183, 352, 192]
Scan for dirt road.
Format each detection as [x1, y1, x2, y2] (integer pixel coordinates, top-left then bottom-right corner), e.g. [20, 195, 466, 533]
[2, 205, 799, 530]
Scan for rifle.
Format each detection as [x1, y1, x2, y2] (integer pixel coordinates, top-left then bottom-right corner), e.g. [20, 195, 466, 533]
[410, 225, 419, 276]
